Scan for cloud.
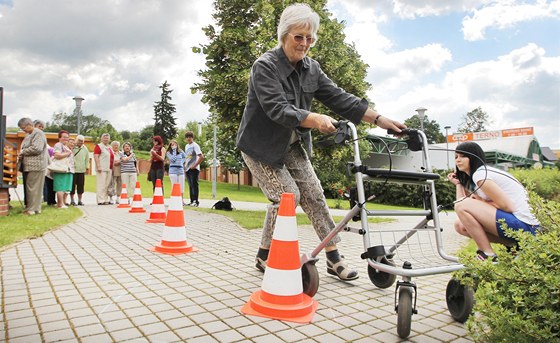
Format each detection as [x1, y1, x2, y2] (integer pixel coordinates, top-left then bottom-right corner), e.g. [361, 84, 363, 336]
[0, 0, 213, 131]
[371, 43, 560, 147]
[462, 0, 560, 41]
[329, 0, 494, 19]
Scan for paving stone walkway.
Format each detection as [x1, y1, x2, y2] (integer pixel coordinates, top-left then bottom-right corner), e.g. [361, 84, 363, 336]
[1, 192, 473, 342]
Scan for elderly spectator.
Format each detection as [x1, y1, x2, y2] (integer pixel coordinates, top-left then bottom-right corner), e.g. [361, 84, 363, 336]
[17, 117, 48, 215]
[93, 133, 114, 205]
[109, 140, 122, 204]
[120, 142, 139, 203]
[32, 120, 55, 206]
[52, 130, 74, 208]
[70, 135, 89, 206]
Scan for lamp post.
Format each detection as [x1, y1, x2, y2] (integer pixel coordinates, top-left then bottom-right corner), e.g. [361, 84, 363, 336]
[73, 96, 84, 135]
[444, 125, 451, 170]
[212, 117, 217, 199]
[415, 107, 427, 132]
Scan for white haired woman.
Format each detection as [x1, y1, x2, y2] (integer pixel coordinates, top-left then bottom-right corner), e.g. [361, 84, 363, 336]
[17, 117, 49, 215]
[236, 3, 406, 281]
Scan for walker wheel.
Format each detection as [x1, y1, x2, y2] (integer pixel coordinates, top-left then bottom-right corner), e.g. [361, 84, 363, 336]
[446, 278, 475, 323]
[302, 261, 319, 297]
[368, 257, 397, 289]
[396, 286, 413, 339]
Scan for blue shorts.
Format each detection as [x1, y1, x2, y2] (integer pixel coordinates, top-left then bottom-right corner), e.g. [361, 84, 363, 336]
[495, 209, 539, 241]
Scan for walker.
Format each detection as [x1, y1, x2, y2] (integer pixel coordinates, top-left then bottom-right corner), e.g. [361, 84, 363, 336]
[299, 121, 474, 338]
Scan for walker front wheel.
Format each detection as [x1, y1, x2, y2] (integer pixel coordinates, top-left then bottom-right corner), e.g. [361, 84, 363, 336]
[302, 261, 319, 297]
[446, 278, 474, 323]
[396, 286, 413, 339]
[368, 257, 397, 289]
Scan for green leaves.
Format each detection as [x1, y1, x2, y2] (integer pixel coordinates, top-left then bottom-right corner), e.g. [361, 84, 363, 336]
[192, 0, 373, 186]
[456, 195, 560, 342]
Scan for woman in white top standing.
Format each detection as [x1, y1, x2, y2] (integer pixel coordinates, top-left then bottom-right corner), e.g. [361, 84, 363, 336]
[447, 142, 540, 261]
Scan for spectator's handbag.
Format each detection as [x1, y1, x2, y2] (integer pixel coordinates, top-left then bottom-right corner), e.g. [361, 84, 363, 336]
[47, 156, 70, 173]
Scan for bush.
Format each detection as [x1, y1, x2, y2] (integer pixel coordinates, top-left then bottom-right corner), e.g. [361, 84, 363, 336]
[454, 193, 560, 342]
[510, 168, 560, 202]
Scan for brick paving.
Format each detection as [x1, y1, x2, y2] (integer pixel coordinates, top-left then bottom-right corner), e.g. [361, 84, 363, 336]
[1, 194, 473, 342]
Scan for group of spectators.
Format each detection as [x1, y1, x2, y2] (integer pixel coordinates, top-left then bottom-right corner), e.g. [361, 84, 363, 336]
[93, 133, 141, 205]
[147, 131, 204, 206]
[16, 117, 204, 214]
[16, 117, 89, 214]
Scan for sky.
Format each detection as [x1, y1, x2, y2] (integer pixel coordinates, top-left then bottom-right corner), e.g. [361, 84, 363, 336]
[0, 0, 559, 148]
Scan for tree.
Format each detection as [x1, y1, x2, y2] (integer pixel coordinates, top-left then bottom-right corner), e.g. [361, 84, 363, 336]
[46, 112, 121, 142]
[192, 0, 374, 194]
[404, 115, 445, 144]
[153, 81, 178, 144]
[457, 107, 492, 133]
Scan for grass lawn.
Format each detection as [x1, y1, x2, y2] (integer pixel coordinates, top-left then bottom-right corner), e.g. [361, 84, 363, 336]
[2, 176, 415, 249]
[83, 175, 419, 211]
[187, 206, 393, 229]
[0, 201, 82, 249]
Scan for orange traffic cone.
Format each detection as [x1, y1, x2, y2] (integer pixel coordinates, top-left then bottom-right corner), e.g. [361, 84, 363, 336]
[129, 181, 146, 213]
[241, 193, 318, 323]
[150, 183, 197, 255]
[146, 179, 166, 223]
[117, 183, 131, 208]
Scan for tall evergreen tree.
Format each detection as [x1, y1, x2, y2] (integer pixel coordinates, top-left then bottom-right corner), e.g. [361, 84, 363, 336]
[153, 81, 178, 143]
[192, 0, 373, 194]
[457, 106, 492, 133]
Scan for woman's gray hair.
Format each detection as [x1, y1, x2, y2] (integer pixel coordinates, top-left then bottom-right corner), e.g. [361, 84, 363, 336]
[17, 117, 33, 128]
[33, 119, 45, 127]
[277, 3, 320, 47]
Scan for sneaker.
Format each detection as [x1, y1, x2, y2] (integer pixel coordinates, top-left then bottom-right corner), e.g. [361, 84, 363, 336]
[189, 202, 199, 207]
[77, 201, 84, 206]
[255, 257, 267, 273]
[70, 201, 77, 206]
[476, 250, 498, 262]
[58, 205, 68, 209]
[326, 256, 359, 281]
[23, 210, 35, 215]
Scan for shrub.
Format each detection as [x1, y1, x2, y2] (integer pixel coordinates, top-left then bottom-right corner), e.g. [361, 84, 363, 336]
[511, 168, 560, 202]
[455, 193, 560, 342]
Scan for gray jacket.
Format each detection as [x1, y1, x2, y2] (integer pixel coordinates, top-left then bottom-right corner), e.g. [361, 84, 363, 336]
[236, 47, 368, 168]
[20, 128, 48, 172]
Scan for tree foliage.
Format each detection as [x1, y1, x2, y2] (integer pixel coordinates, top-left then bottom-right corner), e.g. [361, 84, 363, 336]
[192, 0, 374, 194]
[46, 112, 121, 143]
[457, 106, 492, 133]
[153, 81, 178, 144]
[404, 115, 445, 144]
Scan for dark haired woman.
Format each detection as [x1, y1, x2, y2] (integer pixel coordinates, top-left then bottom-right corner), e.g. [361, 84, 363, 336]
[149, 136, 166, 195]
[447, 141, 539, 261]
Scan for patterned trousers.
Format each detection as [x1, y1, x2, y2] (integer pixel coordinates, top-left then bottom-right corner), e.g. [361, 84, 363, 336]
[242, 143, 340, 249]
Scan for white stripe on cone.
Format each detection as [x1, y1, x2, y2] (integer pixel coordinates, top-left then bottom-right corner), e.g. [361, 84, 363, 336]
[167, 194, 183, 212]
[161, 228, 187, 242]
[261, 267, 303, 296]
[151, 204, 165, 213]
[271, 216, 299, 241]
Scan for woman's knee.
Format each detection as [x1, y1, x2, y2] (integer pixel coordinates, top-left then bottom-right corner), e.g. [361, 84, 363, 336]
[454, 219, 469, 236]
